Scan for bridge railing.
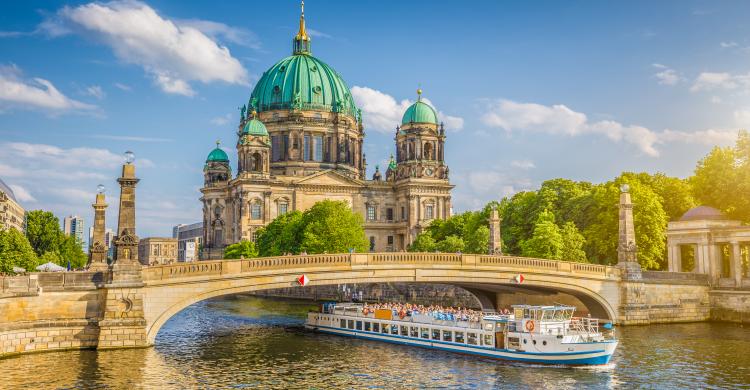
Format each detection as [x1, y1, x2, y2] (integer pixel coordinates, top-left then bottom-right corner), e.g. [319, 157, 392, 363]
[141, 252, 618, 281]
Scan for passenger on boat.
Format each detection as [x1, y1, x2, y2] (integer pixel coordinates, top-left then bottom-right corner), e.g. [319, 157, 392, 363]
[361, 302, 483, 322]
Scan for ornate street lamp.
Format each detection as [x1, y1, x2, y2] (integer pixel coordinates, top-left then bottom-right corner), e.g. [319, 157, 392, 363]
[124, 150, 135, 164]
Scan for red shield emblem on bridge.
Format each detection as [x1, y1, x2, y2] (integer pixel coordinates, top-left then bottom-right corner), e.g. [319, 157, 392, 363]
[297, 274, 309, 286]
[514, 274, 525, 284]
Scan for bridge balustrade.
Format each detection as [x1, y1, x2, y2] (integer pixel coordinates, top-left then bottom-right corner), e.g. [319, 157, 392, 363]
[370, 253, 461, 264]
[241, 254, 350, 271]
[143, 260, 224, 281]
[479, 255, 559, 270]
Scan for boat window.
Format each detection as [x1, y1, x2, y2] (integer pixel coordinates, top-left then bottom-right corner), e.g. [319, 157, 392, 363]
[421, 328, 430, 339]
[442, 330, 452, 342]
[400, 326, 409, 336]
[356, 321, 362, 331]
[391, 325, 398, 334]
[508, 322, 517, 332]
[382, 323, 389, 334]
[340, 319, 346, 328]
[483, 334, 493, 346]
[484, 323, 494, 331]
[348, 320, 354, 329]
[364, 322, 371, 332]
[410, 327, 419, 338]
[373, 323, 380, 333]
[455, 331, 465, 344]
[495, 323, 506, 332]
[467, 333, 477, 345]
[432, 329, 440, 340]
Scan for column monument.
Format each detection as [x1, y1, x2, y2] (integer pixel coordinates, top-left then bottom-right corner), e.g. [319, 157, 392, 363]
[617, 184, 642, 279]
[488, 205, 503, 255]
[87, 184, 109, 271]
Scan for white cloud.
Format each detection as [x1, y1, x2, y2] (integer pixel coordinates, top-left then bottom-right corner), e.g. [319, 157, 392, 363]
[42, 1, 249, 96]
[351, 86, 464, 133]
[177, 19, 260, 49]
[7, 184, 35, 203]
[451, 168, 534, 211]
[511, 160, 535, 170]
[711, 96, 722, 104]
[307, 29, 331, 39]
[690, 72, 750, 92]
[84, 85, 105, 99]
[92, 135, 173, 143]
[114, 82, 132, 91]
[481, 98, 737, 157]
[734, 110, 750, 127]
[0, 64, 96, 112]
[652, 63, 680, 85]
[210, 113, 232, 126]
[720, 41, 738, 48]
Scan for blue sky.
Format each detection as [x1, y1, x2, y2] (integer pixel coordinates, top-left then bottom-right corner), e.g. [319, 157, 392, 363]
[1, 0, 749, 237]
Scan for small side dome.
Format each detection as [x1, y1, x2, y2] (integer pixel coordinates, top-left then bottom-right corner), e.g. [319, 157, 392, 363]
[242, 117, 269, 136]
[401, 89, 438, 125]
[206, 142, 229, 163]
[679, 205, 726, 221]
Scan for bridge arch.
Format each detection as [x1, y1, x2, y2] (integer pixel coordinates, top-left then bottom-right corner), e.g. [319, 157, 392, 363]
[141, 253, 621, 343]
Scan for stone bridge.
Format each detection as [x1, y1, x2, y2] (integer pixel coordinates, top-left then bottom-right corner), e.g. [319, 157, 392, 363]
[1, 252, 724, 358]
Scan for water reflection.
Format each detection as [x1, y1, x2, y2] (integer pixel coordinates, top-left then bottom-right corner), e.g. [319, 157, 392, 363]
[0, 295, 748, 389]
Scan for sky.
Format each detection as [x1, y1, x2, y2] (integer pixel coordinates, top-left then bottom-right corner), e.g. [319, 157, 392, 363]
[1, 0, 749, 238]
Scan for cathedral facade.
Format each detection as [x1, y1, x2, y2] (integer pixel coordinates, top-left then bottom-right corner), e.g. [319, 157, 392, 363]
[200, 5, 453, 259]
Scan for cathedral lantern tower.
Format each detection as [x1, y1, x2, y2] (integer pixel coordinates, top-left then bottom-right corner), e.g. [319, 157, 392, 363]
[204, 141, 231, 186]
[395, 89, 449, 181]
[237, 109, 270, 178]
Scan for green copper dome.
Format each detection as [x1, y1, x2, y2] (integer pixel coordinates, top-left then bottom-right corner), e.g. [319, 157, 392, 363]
[401, 99, 438, 125]
[242, 118, 268, 136]
[250, 54, 358, 117]
[206, 145, 229, 162]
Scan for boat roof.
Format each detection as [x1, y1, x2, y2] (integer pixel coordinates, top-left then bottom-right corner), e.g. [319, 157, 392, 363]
[511, 305, 576, 311]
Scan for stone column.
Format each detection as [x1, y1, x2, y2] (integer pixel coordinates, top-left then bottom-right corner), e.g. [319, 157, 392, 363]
[88, 190, 109, 271]
[667, 244, 681, 272]
[488, 205, 502, 255]
[114, 160, 140, 265]
[617, 185, 641, 279]
[732, 241, 742, 287]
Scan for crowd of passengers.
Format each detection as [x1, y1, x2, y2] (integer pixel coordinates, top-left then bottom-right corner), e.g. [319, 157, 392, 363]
[360, 302, 511, 322]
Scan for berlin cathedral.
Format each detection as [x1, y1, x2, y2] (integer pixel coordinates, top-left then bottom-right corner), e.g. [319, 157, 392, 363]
[200, 3, 454, 259]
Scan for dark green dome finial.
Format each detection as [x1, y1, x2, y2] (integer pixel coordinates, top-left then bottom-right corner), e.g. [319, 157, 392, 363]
[206, 140, 229, 162]
[402, 89, 438, 125]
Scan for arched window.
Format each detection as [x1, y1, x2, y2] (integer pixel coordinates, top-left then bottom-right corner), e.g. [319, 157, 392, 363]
[251, 201, 262, 219]
[424, 142, 433, 160]
[252, 152, 262, 172]
[369, 236, 376, 251]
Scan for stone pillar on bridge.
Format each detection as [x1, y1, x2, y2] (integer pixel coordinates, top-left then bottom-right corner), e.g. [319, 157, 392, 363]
[87, 185, 109, 272]
[488, 205, 502, 255]
[617, 184, 642, 279]
[98, 151, 149, 350]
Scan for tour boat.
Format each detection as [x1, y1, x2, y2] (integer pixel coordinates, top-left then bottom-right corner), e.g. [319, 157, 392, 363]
[305, 303, 618, 366]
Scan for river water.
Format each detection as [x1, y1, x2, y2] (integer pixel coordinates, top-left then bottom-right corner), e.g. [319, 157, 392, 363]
[0, 295, 748, 389]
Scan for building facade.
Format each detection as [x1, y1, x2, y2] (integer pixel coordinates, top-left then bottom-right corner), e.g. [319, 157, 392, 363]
[200, 6, 453, 259]
[138, 237, 178, 266]
[173, 222, 203, 262]
[0, 178, 25, 232]
[63, 215, 86, 251]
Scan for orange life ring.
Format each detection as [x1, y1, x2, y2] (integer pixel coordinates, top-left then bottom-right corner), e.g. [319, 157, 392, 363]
[525, 320, 535, 332]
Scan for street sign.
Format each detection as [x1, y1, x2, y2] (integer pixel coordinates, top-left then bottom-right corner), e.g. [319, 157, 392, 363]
[514, 274, 525, 284]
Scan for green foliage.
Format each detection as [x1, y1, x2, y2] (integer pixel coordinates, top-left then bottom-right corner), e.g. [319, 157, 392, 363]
[224, 240, 259, 259]
[436, 235, 465, 253]
[465, 226, 490, 254]
[39, 251, 62, 264]
[408, 232, 436, 252]
[255, 211, 304, 256]
[299, 200, 369, 254]
[692, 130, 750, 222]
[25, 210, 61, 257]
[560, 222, 587, 262]
[255, 200, 368, 256]
[58, 235, 87, 269]
[0, 228, 39, 273]
[520, 210, 563, 259]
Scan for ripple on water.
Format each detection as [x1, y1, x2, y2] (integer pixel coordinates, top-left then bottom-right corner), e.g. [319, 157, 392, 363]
[0, 296, 749, 389]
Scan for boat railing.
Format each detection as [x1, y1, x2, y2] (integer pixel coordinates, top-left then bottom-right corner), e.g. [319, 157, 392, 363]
[331, 307, 484, 329]
[569, 317, 600, 337]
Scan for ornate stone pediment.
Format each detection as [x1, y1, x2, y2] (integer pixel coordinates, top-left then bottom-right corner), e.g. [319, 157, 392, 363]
[116, 230, 138, 246]
[293, 169, 363, 187]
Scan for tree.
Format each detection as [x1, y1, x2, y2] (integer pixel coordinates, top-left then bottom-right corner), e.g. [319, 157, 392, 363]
[0, 228, 39, 273]
[256, 211, 304, 256]
[39, 251, 62, 265]
[224, 240, 259, 259]
[520, 210, 563, 259]
[559, 222, 587, 262]
[409, 232, 436, 252]
[464, 226, 489, 254]
[436, 235, 465, 253]
[299, 200, 369, 254]
[58, 235, 87, 269]
[25, 210, 61, 257]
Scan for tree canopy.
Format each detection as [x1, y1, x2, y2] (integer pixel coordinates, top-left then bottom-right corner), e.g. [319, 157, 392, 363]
[0, 228, 39, 273]
[23, 210, 87, 269]
[224, 240, 259, 259]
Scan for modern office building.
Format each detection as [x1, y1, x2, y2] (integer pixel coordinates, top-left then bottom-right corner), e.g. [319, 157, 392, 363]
[173, 222, 203, 262]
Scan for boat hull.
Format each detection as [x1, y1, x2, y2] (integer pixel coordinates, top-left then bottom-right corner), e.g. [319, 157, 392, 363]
[305, 324, 616, 366]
